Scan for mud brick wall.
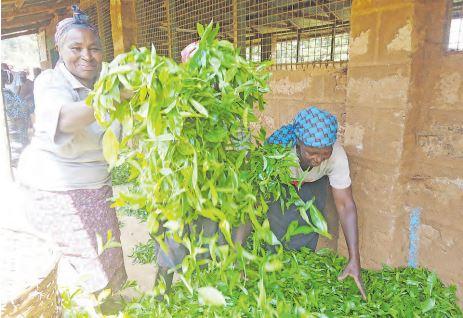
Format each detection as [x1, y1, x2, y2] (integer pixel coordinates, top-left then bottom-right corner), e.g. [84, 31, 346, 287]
[264, 66, 348, 135]
[403, 0, 463, 302]
[264, 0, 463, 303]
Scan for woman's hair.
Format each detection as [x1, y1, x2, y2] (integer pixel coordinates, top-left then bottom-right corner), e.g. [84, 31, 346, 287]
[54, 5, 99, 47]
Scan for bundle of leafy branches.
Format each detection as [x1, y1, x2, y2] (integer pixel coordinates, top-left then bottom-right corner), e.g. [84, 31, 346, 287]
[89, 20, 330, 287]
[122, 248, 462, 318]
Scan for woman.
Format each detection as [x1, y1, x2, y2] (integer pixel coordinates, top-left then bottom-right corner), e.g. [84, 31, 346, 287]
[267, 107, 366, 299]
[2, 68, 33, 168]
[17, 6, 127, 293]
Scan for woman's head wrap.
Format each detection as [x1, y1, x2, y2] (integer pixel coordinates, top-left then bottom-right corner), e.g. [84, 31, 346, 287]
[267, 106, 338, 148]
[55, 5, 98, 45]
[181, 42, 199, 63]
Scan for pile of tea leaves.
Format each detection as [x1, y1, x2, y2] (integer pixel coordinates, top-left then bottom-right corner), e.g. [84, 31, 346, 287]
[123, 248, 462, 318]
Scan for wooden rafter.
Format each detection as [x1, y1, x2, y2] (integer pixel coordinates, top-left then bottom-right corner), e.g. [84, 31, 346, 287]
[1, 0, 21, 3]
[2, 4, 68, 20]
[247, 1, 329, 21]
[321, 3, 341, 21]
[2, 20, 51, 35]
[1, 29, 37, 40]
[15, 0, 26, 9]
[286, 20, 300, 31]
[1, 0, 71, 37]
[2, 13, 54, 29]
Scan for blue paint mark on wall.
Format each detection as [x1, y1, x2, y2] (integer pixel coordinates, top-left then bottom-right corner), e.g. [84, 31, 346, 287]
[408, 208, 421, 268]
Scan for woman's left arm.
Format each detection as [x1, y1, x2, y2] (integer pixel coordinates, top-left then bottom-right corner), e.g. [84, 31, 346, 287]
[332, 186, 367, 300]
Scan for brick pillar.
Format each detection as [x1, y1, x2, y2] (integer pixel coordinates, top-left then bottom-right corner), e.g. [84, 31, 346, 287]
[341, 0, 420, 268]
[403, 0, 463, 305]
[345, 3, 463, 304]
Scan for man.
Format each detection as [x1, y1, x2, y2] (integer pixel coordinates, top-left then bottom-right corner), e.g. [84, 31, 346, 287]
[267, 106, 366, 299]
[18, 71, 35, 111]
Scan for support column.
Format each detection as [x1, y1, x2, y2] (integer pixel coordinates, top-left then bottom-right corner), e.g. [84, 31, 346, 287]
[165, 0, 173, 58]
[233, 0, 246, 53]
[110, 0, 137, 55]
[261, 33, 272, 61]
[0, 94, 13, 182]
[344, 5, 463, 305]
[342, 0, 419, 267]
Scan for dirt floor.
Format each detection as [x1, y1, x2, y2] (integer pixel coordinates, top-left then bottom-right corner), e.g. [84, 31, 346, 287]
[119, 215, 156, 294]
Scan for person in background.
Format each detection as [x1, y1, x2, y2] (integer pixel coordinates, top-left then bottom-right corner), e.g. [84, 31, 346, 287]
[17, 5, 127, 293]
[18, 71, 35, 112]
[2, 68, 33, 168]
[33, 67, 42, 80]
[267, 106, 366, 300]
[18, 71, 35, 118]
[181, 41, 198, 63]
[17, 71, 36, 138]
[1, 63, 13, 81]
[6, 68, 22, 94]
[153, 41, 247, 293]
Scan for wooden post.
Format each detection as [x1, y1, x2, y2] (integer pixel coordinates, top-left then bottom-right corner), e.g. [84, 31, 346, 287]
[0, 92, 13, 183]
[95, 1, 107, 52]
[261, 33, 272, 61]
[165, 0, 173, 58]
[233, 0, 246, 55]
[232, 0, 238, 45]
[110, 0, 138, 55]
[330, 21, 336, 61]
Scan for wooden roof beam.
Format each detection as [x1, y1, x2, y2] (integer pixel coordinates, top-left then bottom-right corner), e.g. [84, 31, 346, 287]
[247, 1, 316, 20]
[2, 4, 68, 20]
[2, 13, 54, 29]
[1, 20, 51, 35]
[1, 28, 37, 40]
[1, 0, 20, 3]
[320, 3, 341, 21]
[244, 21, 350, 41]
[286, 20, 300, 31]
[15, 0, 26, 9]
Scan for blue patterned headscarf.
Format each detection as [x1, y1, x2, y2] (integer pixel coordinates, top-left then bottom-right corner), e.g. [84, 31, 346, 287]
[267, 106, 338, 148]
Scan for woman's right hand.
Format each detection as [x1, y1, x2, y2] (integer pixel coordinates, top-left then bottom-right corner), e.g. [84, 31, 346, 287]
[120, 88, 134, 101]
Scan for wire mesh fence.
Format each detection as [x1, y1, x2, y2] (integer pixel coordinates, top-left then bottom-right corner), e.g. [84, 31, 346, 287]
[135, 0, 169, 56]
[96, 0, 114, 61]
[132, 0, 351, 67]
[84, 4, 98, 29]
[448, 0, 463, 51]
[81, 2, 114, 62]
[167, 0, 234, 61]
[237, 0, 351, 69]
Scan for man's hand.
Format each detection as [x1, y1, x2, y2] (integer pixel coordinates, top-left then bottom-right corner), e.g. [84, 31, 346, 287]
[338, 258, 367, 300]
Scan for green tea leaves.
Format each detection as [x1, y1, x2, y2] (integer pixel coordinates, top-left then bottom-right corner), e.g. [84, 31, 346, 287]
[190, 99, 209, 117]
[102, 129, 119, 169]
[198, 286, 226, 307]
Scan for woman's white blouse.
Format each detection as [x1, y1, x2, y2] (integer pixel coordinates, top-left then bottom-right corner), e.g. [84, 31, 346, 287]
[18, 62, 119, 191]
